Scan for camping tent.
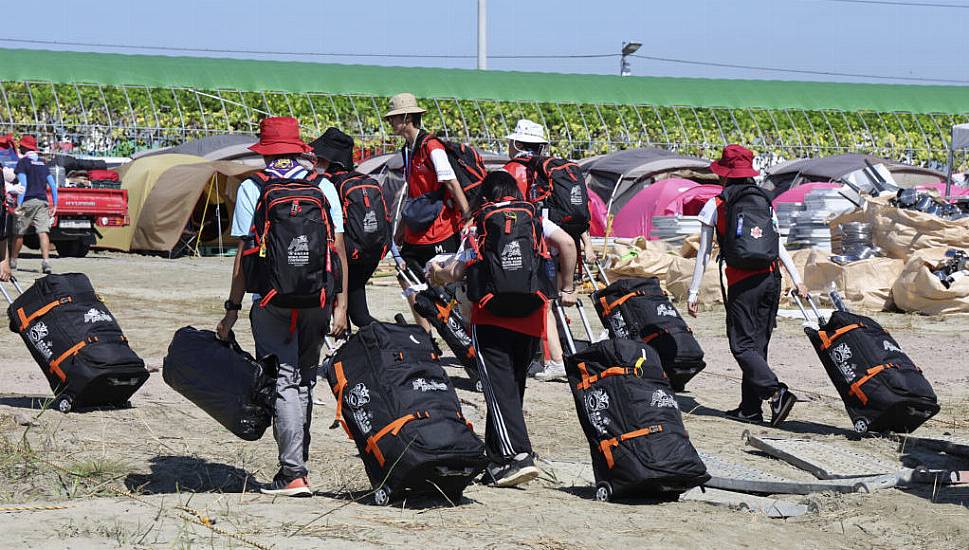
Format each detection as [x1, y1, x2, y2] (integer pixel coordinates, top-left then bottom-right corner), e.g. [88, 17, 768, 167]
[772, 182, 840, 205]
[133, 134, 260, 163]
[582, 148, 715, 214]
[610, 179, 721, 239]
[765, 154, 943, 194]
[99, 154, 260, 254]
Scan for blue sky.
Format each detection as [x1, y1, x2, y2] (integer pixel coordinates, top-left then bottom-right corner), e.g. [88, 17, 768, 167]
[4, 0, 967, 85]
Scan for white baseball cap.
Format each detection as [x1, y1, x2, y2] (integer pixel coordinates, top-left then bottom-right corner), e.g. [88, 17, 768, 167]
[506, 119, 548, 144]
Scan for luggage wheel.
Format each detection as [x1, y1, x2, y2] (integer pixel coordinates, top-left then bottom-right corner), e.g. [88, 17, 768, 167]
[595, 482, 613, 502]
[54, 395, 73, 414]
[373, 487, 392, 506]
[853, 417, 870, 434]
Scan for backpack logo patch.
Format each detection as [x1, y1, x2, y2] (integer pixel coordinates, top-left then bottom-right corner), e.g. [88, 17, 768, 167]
[362, 210, 378, 233]
[831, 342, 856, 381]
[412, 378, 448, 392]
[750, 226, 763, 239]
[500, 240, 523, 271]
[28, 322, 54, 360]
[656, 304, 678, 318]
[345, 383, 371, 409]
[650, 389, 678, 409]
[570, 185, 583, 205]
[287, 235, 310, 267]
[883, 340, 902, 353]
[83, 308, 112, 324]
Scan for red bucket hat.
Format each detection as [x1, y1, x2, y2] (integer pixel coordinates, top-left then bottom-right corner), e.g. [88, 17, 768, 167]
[248, 117, 311, 156]
[19, 135, 38, 152]
[0, 133, 14, 148]
[710, 144, 759, 178]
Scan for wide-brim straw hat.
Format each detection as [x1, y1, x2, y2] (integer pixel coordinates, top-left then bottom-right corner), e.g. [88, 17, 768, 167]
[384, 93, 427, 118]
[506, 118, 548, 144]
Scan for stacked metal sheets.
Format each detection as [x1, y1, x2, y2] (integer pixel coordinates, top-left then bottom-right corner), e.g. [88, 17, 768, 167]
[785, 189, 857, 251]
[651, 215, 704, 243]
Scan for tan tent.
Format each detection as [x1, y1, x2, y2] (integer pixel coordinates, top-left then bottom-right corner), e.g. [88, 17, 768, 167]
[99, 154, 261, 254]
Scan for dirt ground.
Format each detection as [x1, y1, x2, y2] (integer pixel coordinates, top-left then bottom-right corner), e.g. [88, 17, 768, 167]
[1, 251, 968, 550]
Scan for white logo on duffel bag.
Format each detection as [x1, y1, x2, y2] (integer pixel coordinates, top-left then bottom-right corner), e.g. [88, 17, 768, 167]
[28, 322, 54, 360]
[412, 378, 448, 392]
[585, 389, 611, 434]
[353, 408, 373, 434]
[831, 342, 856, 381]
[883, 340, 902, 353]
[656, 304, 678, 317]
[650, 389, 678, 409]
[83, 308, 113, 324]
[609, 313, 629, 338]
[346, 383, 371, 408]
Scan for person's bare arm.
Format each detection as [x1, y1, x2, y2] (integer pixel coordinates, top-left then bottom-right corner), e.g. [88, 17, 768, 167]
[216, 242, 247, 340]
[0, 239, 10, 282]
[427, 256, 467, 285]
[580, 231, 595, 264]
[444, 178, 470, 217]
[549, 229, 577, 306]
[330, 234, 349, 336]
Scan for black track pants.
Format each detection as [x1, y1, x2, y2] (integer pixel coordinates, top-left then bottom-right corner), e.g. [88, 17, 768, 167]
[346, 259, 380, 328]
[471, 324, 539, 464]
[725, 271, 782, 413]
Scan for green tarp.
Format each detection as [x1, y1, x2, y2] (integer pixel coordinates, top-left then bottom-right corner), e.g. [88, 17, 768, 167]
[2, 47, 969, 115]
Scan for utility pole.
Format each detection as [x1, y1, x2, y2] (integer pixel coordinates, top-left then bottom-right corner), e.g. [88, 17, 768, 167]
[477, 0, 487, 70]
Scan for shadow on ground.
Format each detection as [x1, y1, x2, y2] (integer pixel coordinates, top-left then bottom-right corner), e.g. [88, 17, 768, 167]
[676, 395, 860, 438]
[124, 455, 256, 494]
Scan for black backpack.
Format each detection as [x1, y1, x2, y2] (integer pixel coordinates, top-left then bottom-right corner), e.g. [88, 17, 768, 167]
[716, 184, 779, 270]
[514, 156, 591, 236]
[466, 199, 553, 317]
[329, 170, 391, 263]
[417, 134, 487, 208]
[242, 170, 338, 309]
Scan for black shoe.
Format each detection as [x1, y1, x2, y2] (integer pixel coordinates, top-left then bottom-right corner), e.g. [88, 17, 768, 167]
[484, 453, 541, 488]
[769, 384, 798, 427]
[724, 407, 763, 424]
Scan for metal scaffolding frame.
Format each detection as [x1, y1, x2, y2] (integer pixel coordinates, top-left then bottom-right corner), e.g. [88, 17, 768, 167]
[0, 80, 963, 168]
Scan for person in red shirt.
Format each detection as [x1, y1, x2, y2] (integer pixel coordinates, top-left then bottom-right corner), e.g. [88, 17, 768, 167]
[426, 171, 576, 488]
[384, 93, 470, 332]
[687, 145, 804, 427]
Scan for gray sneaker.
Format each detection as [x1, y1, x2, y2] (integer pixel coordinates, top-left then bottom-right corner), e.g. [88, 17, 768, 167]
[8, 259, 16, 271]
[535, 361, 567, 382]
[41, 261, 52, 275]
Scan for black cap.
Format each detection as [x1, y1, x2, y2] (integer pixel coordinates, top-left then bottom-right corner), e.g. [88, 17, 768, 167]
[309, 127, 355, 171]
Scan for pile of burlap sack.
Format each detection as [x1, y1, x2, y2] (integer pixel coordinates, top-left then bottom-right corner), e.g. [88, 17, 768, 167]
[600, 195, 969, 315]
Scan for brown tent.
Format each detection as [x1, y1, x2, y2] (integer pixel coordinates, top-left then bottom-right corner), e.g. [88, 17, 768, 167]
[100, 154, 262, 254]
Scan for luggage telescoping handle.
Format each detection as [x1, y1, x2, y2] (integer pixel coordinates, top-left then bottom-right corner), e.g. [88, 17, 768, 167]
[553, 299, 578, 356]
[574, 298, 597, 342]
[581, 260, 611, 287]
[791, 291, 827, 326]
[0, 276, 23, 305]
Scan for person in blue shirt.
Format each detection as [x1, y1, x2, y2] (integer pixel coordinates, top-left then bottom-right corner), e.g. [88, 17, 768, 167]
[216, 117, 348, 497]
[11, 135, 56, 274]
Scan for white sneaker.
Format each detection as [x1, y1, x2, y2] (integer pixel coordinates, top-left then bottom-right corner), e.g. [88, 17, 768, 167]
[535, 361, 567, 382]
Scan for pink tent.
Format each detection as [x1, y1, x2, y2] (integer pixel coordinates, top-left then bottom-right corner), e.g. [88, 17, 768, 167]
[610, 178, 721, 239]
[588, 190, 608, 236]
[916, 182, 969, 197]
[772, 182, 840, 205]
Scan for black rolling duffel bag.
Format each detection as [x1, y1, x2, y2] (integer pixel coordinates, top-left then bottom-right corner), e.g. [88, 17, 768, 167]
[324, 321, 488, 506]
[564, 337, 709, 502]
[593, 277, 705, 392]
[163, 327, 276, 441]
[5, 273, 148, 412]
[412, 286, 481, 392]
[797, 295, 939, 434]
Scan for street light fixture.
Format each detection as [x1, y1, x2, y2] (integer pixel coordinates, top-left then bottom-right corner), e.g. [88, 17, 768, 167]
[620, 41, 641, 77]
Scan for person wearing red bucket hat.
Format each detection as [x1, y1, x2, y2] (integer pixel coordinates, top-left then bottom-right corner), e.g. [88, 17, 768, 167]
[217, 116, 348, 497]
[0, 133, 20, 280]
[687, 144, 806, 428]
[11, 135, 57, 274]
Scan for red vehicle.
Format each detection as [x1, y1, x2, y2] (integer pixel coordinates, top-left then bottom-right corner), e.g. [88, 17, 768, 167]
[21, 188, 130, 258]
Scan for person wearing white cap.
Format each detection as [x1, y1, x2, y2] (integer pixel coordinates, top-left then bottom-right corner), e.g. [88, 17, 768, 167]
[502, 119, 595, 383]
[384, 93, 470, 333]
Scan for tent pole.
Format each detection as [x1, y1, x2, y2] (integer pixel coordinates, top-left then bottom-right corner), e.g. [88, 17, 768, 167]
[196, 176, 215, 257]
[602, 171, 626, 254]
[215, 175, 224, 255]
[945, 138, 955, 203]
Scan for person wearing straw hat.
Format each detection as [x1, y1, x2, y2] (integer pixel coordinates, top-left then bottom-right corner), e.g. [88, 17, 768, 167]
[687, 144, 805, 427]
[384, 92, 470, 333]
[217, 116, 348, 497]
[11, 135, 56, 274]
